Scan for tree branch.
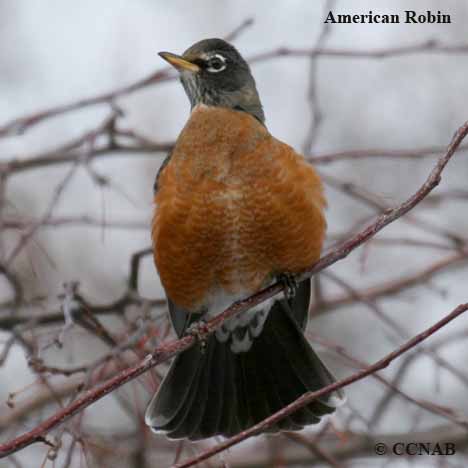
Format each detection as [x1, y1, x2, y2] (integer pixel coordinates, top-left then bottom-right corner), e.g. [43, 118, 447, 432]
[175, 302, 468, 468]
[224, 425, 468, 467]
[2, 40, 468, 138]
[1, 119, 467, 459]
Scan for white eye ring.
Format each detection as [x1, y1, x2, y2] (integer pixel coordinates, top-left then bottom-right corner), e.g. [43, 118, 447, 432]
[206, 54, 227, 73]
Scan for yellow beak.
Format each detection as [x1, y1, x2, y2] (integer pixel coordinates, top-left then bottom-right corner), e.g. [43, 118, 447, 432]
[158, 52, 200, 73]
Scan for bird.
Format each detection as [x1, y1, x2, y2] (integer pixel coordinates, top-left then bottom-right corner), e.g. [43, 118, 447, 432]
[145, 38, 343, 440]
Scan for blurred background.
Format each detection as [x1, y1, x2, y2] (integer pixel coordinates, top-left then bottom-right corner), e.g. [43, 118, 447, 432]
[1, 0, 468, 466]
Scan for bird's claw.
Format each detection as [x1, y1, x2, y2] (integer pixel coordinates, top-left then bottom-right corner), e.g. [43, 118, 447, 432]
[279, 273, 299, 300]
[186, 319, 209, 353]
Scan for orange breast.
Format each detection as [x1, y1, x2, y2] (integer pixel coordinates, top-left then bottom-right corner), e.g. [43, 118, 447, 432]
[152, 106, 326, 311]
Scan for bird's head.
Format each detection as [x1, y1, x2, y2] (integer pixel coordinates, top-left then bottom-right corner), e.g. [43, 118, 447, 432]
[159, 38, 264, 123]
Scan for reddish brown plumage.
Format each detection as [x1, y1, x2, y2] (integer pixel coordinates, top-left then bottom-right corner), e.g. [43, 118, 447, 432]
[152, 105, 326, 311]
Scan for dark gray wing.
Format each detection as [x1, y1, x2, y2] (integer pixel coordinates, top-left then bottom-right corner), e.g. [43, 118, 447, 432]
[167, 297, 198, 338]
[153, 149, 173, 194]
[285, 278, 311, 331]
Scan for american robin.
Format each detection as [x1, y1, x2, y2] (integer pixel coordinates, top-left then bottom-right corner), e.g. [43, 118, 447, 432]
[145, 38, 343, 440]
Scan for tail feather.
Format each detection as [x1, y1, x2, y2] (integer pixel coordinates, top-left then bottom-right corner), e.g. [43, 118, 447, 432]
[260, 317, 321, 428]
[270, 303, 339, 414]
[218, 343, 240, 436]
[196, 339, 225, 439]
[234, 352, 252, 430]
[160, 354, 204, 435]
[242, 350, 273, 430]
[168, 338, 214, 439]
[252, 336, 304, 431]
[146, 298, 343, 440]
[147, 342, 202, 429]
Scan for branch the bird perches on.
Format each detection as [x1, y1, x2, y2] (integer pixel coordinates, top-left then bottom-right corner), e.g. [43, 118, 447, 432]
[1, 120, 468, 463]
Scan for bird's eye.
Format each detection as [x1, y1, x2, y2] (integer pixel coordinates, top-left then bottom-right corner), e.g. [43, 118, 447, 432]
[206, 55, 226, 73]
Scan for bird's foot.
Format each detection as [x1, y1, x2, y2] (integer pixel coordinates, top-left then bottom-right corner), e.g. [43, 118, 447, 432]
[186, 319, 209, 353]
[278, 273, 299, 300]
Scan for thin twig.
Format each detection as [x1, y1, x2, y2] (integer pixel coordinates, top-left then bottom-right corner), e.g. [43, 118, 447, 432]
[0, 119, 466, 459]
[2, 40, 468, 138]
[175, 303, 468, 468]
